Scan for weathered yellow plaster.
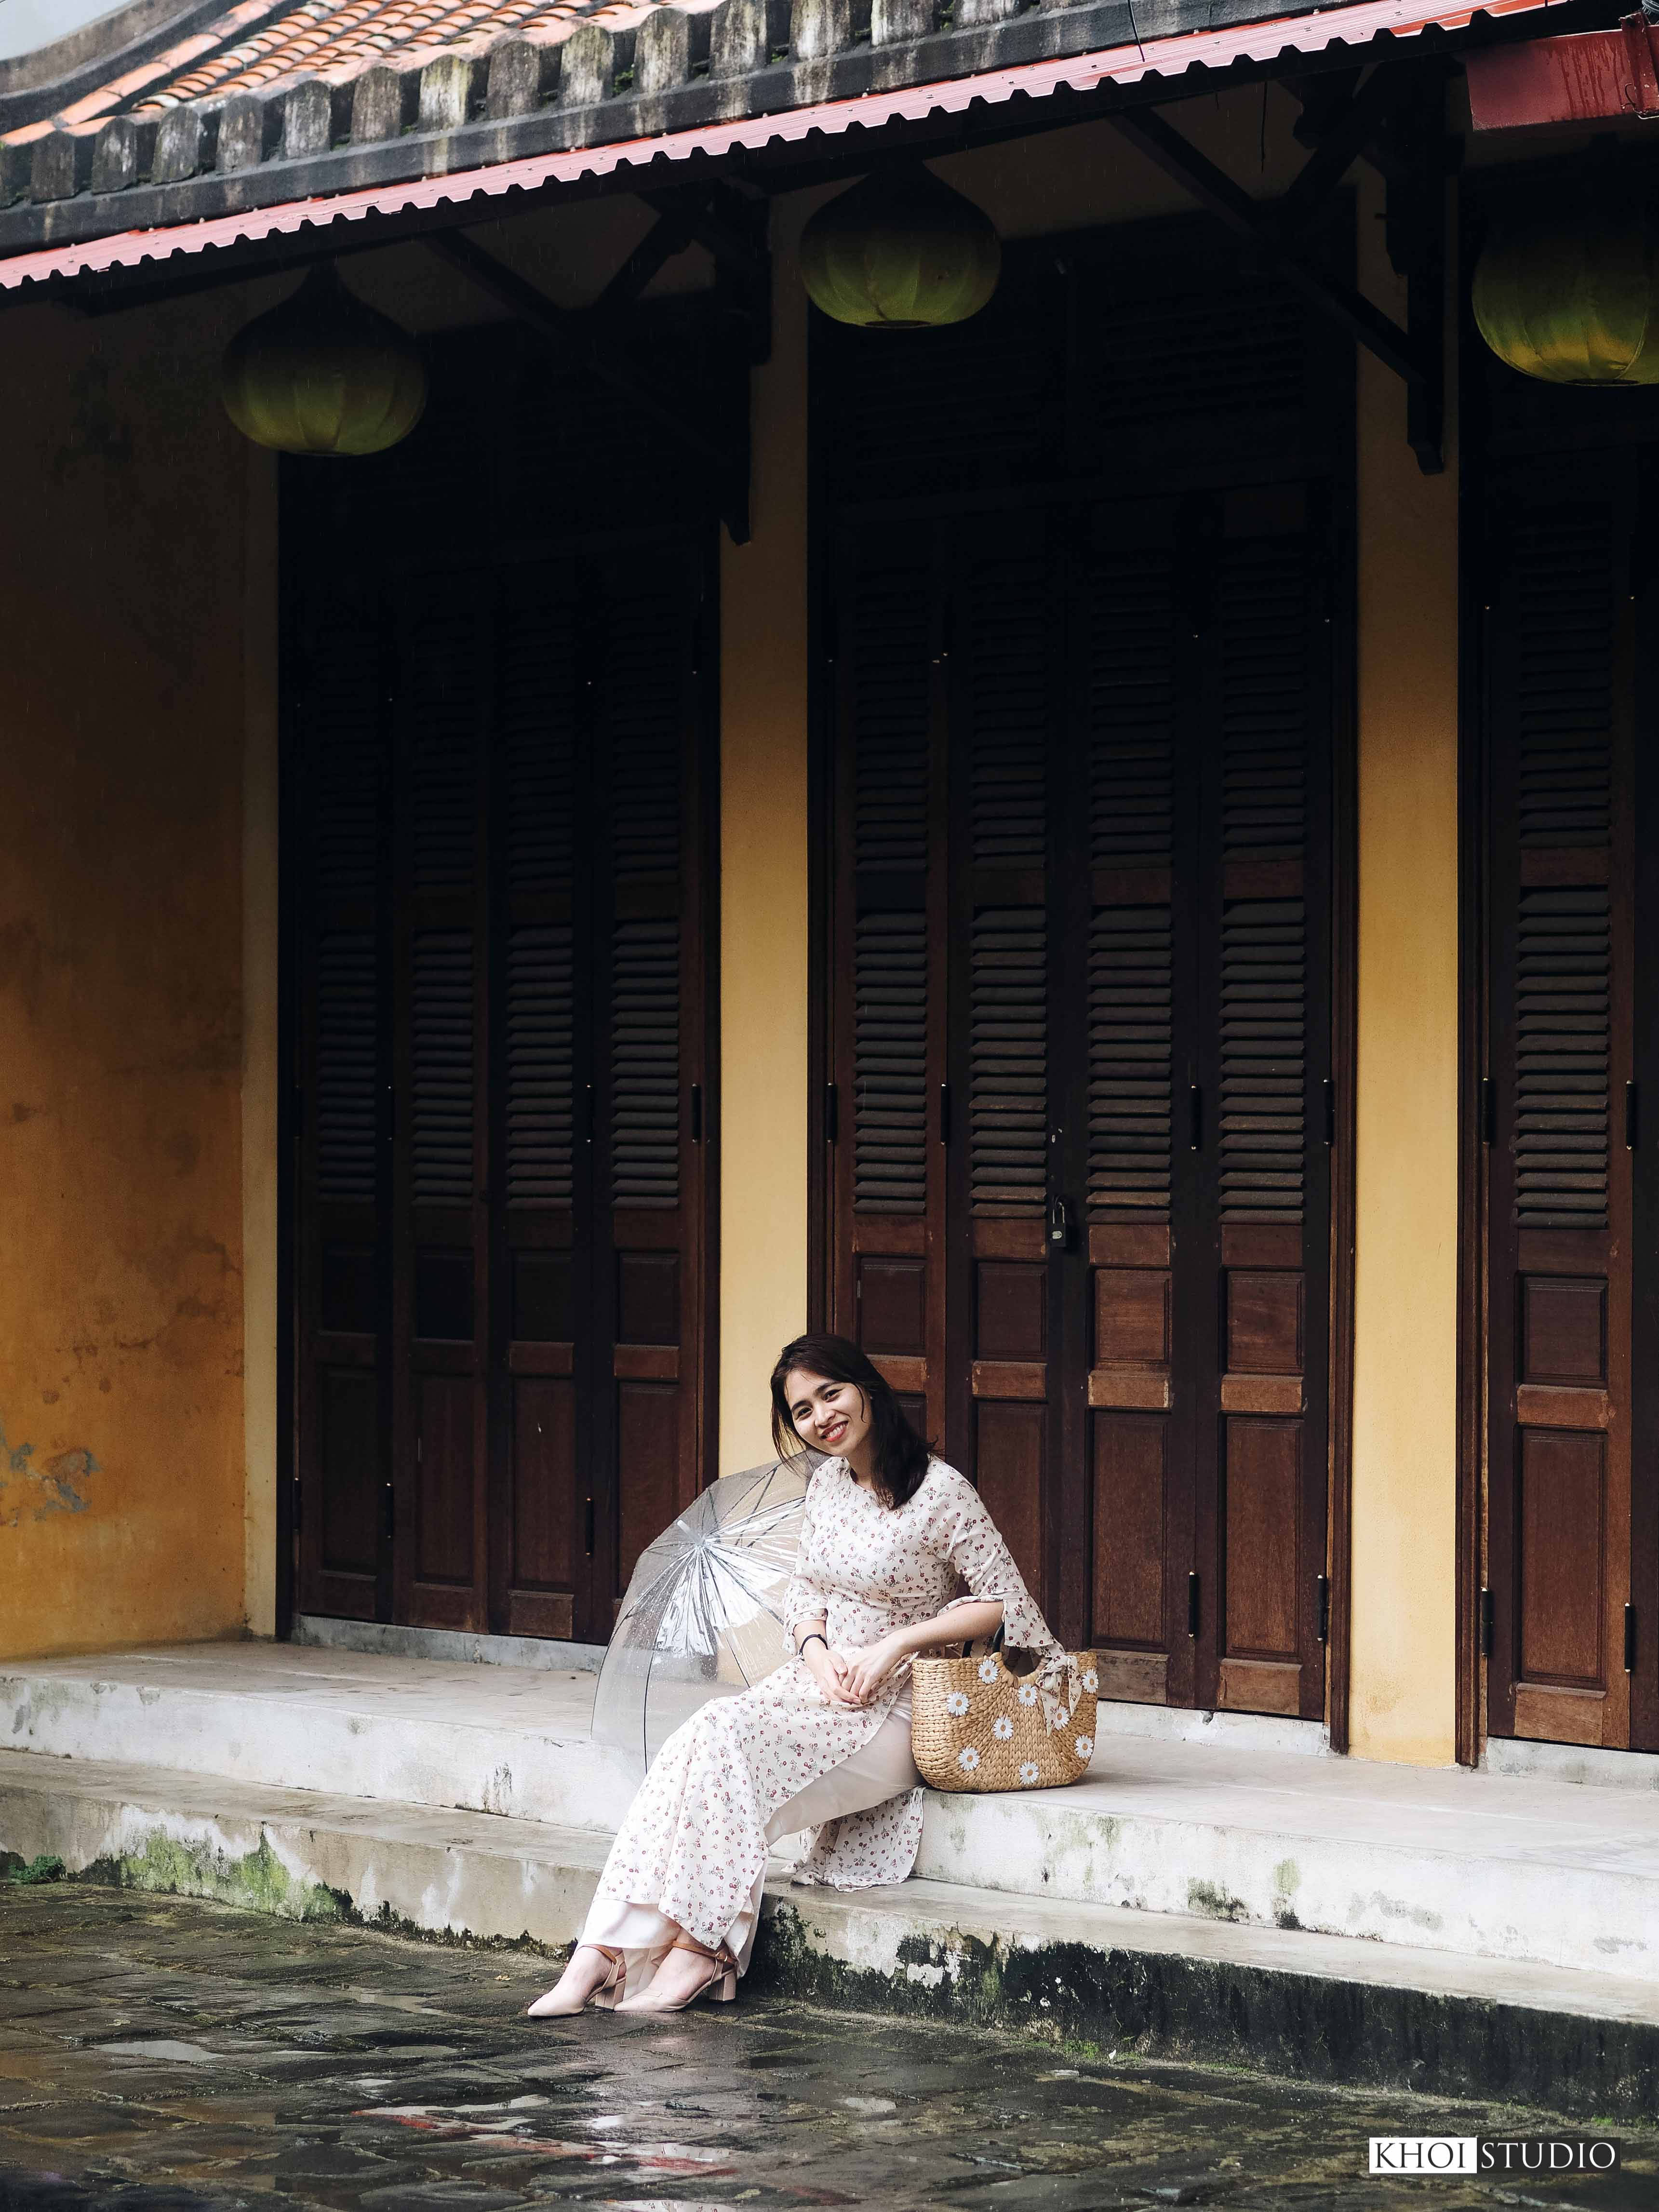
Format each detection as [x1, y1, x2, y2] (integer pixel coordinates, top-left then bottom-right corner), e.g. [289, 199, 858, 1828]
[1348, 168, 1460, 1765]
[242, 446, 280, 1639]
[0, 294, 252, 1656]
[717, 198, 816, 1472]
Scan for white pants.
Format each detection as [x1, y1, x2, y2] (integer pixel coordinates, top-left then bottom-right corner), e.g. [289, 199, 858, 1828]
[580, 1690, 920, 1984]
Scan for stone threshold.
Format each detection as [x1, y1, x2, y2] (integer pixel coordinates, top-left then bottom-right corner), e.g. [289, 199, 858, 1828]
[0, 1745, 1652, 2122]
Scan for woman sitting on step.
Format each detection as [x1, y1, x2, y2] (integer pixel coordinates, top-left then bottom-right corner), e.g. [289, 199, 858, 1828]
[528, 1331, 1064, 2015]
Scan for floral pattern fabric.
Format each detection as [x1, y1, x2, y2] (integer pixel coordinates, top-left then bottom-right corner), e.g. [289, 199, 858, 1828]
[589, 1457, 1064, 1948]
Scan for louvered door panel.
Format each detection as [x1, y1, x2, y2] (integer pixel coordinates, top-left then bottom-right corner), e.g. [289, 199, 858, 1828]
[832, 532, 943, 1441]
[1081, 510, 1188, 1705]
[953, 525, 1053, 1601]
[393, 576, 490, 1629]
[497, 560, 583, 1640]
[296, 591, 387, 1621]
[1486, 480, 1634, 1751]
[1204, 504, 1329, 1721]
[596, 554, 706, 1604]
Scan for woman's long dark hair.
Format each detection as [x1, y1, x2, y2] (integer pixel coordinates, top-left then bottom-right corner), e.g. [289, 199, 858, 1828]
[770, 1334, 933, 1509]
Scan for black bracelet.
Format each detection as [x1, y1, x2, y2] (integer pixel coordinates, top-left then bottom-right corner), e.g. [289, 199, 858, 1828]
[797, 1633, 829, 1658]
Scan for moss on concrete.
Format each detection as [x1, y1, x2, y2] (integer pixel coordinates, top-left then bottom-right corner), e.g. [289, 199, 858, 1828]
[80, 1829, 350, 1922]
[746, 1901, 1659, 2124]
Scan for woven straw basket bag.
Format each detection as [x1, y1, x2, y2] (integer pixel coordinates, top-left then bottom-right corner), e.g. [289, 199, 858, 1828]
[911, 1648, 1099, 1792]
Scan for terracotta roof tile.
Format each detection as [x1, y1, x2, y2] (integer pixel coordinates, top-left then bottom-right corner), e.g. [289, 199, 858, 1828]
[131, 0, 579, 108]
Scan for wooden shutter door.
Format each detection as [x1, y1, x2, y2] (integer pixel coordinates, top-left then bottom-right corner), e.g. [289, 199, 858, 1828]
[295, 588, 389, 1621]
[945, 510, 1062, 1609]
[391, 572, 493, 1631]
[828, 524, 947, 1443]
[592, 549, 713, 1609]
[1196, 488, 1332, 1721]
[1485, 460, 1635, 1750]
[492, 558, 588, 1641]
[1081, 496, 1195, 1704]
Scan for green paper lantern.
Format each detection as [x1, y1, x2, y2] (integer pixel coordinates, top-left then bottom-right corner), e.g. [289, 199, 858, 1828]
[222, 263, 427, 455]
[1473, 210, 1659, 386]
[800, 164, 1001, 331]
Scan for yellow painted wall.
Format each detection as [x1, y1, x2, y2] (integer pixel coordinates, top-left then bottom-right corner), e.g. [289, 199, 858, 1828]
[1347, 168, 1461, 1764]
[716, 198, 817, 1473]
[0, 292, 254, 1656]
[242, 447, 281, 1640]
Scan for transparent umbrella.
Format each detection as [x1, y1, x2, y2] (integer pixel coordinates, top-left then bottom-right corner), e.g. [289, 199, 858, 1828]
[592, 1451, 822, 1773]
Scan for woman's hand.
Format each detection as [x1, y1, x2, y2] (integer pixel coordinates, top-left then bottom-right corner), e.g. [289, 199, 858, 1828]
[800, 1638, 863, 1710]
[841, 1630, 909, 1707]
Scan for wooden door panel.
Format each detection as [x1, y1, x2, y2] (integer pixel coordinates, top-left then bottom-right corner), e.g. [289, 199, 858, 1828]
[1518, 1428, 1606, 1685]
[1091, 1414, 1169, 1702]
[415, 1373, 477, 1597]
[508, 1377, 576, 1639]
[975, 1400, 1046, 1597]
[1520, 1277, 1606, 1384]
[1485, 476, 1633, 1750]
[1081, 507, 1192, 1695]
[1196, 502, 1331, 1721]
[615, 1381, 680, 1592]
[295, 588, 388, 1622]
[314, 1362, 380, 1617]
[831, 533, 947, 1442]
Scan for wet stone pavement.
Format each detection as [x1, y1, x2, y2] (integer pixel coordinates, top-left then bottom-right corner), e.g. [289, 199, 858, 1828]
[0, 1887, 1650, 2212]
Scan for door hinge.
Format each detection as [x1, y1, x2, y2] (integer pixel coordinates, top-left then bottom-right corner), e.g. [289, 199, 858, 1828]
[1479, 1586, 1493, 1659]
[585, 1495, 596, 1559]
[1322, 1079, 1336, 1149]
[690, 1083, 703, 1143]
[1188, 1084, 1203, 1152]
[584, 1082, 596, 1145]
[825, 1083, 839, 1144]
[291, 1087, 305, 1140]
[1315, 1572, 1330, 1642]
[382, 1483, 395, 1543]
[1625, 1603, 1637, 1674]
[1187, 1571, 1201, 1639]
[291, 1477, 302, 1537]
[1480, 1076, 1495, 1147]
[938, 1082, 952, 1147]
[1626, 1081, 1640, 1152]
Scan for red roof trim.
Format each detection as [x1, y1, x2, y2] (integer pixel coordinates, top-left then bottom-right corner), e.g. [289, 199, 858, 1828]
[0, 0, 1562, 291]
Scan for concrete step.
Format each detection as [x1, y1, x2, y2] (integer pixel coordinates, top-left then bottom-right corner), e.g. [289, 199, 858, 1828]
[6, 1643, 1659, 1986]
[0, 1746, 1654, 2121]
[0, 1643, 636, 1835]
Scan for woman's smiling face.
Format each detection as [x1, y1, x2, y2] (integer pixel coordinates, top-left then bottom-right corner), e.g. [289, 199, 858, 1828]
[784, 1369, 872, 1461]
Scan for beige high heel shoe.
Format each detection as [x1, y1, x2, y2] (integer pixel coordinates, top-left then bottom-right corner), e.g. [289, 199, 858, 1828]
[526, 1944, 626, 2017]
[615, 1934, 736, 2012]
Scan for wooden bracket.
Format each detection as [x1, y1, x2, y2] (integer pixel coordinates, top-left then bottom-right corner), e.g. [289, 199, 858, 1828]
[424, 195, 768, 542]
[1110, 91, 1445, 475]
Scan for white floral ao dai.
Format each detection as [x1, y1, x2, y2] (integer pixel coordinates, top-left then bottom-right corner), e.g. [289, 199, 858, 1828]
[587, 1458, 1062, 1959]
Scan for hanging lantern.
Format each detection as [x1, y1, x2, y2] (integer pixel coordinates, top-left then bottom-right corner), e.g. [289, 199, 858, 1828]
[1472, 208, 1659, 386]
[800, 163, 1001, 331]
[221, 263, 427, 455]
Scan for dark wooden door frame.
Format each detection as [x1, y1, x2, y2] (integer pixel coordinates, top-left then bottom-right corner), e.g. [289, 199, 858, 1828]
[803, 212, 1359, 1745]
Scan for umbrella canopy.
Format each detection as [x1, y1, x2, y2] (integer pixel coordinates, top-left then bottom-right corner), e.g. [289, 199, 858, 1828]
[592, 1451, 822, 1772]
